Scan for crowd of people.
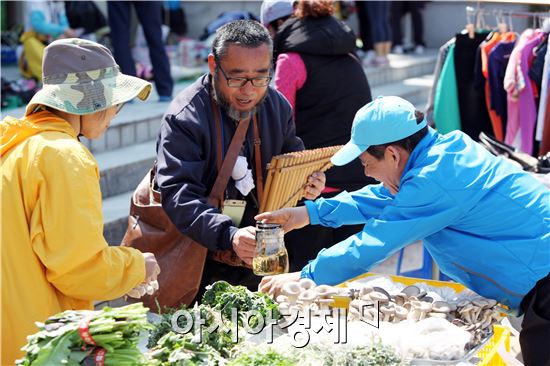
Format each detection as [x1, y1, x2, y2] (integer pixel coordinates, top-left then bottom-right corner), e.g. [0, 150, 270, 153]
[1, 1, 549, 366]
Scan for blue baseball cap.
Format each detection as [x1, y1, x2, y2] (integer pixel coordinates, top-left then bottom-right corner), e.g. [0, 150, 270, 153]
[331, 96, 427, 166]
[260, 0, 295, 26]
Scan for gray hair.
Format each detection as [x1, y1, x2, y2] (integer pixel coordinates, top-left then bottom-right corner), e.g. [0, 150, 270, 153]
[211, 20, 273, 63]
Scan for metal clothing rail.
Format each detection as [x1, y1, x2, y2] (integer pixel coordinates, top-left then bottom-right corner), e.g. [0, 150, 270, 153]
[466, 5, 550, 32]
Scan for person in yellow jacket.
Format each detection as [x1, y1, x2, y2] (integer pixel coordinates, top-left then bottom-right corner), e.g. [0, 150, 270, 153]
[1, 38, 161, 364]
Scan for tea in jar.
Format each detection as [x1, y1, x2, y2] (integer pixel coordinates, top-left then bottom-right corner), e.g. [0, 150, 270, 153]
[252, 222, 289, 276]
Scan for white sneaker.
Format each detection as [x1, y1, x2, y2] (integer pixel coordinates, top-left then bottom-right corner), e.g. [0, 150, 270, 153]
[392, 45, 404, 54]
[364, 50, 376, 61]
[414, 45, 425, 55]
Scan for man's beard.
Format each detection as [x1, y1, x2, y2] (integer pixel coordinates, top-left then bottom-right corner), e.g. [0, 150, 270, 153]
[212, 75, 267, 121]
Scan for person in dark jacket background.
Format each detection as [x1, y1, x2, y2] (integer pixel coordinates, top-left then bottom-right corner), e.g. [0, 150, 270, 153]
[260, 0, 374, 270]
[155, 20, 325, 302]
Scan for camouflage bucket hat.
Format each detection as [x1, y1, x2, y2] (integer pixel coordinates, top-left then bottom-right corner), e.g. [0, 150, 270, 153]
[25, 38, 152, 116]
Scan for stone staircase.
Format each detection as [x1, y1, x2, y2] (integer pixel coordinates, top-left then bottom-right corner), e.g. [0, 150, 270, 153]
[0, 51, 437, 245]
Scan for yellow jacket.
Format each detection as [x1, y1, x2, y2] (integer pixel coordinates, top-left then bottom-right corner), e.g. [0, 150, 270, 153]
[1, 111, 145, 364]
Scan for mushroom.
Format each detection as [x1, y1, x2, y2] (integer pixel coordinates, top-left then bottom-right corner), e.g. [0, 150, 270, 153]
[316, 285, 338, 299]
[459, 304, 476, 324]
[298, 289, 317, 307]
[421, 296, 434, 303]
[358, 285, 374, 297]
[373, 287, 391, 298]
[276, 295, 288, 304]
[479, 309, 494, 329]
[369, 291, 390, 304]
[318, 298, 334, 311]
[380, 303, 395, 322]
[428, 312, 448, 319]
[402, 285, 420, 298]
[394, 305, 408, 322]
[278, 302, 290, 314]
[431, 301, 452, 314]
[363, 307, 378, 322]
[416, 290, 428, 300]
[393, 293, 407, 306]
[281, 282, 301, 304]
[410, 300, 432, 320]
[299, 278, 316, 291]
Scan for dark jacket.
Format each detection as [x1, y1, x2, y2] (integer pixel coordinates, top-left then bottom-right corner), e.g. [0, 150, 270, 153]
[274, 16, 373, 191]
[156, 74, 304, 251]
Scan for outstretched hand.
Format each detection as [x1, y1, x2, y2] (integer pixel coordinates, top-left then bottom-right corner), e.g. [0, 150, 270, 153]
[258, 271, 301, 298]
[254, 206, 310, 233]
[303, 171, 325, 200]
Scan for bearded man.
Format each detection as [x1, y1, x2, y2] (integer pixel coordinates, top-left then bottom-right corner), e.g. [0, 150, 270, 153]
[155, 20, 325, 302]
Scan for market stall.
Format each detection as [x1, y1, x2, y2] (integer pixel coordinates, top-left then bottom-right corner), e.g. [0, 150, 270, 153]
[16, 275, 511, 366]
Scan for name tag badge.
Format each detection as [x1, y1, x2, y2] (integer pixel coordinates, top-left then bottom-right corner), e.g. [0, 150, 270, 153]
[222, 199, 246, 227]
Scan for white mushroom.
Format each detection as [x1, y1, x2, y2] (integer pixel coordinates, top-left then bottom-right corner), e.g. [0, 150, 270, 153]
[298, 289, 317, 307]
[380, 303, 395, 322]
[393, 293, 407, 306]
[318, 298, 334, 311]
[402, 285, 421, 298]
[394, 305, 408, 322]
[369, 291, 390, 304]
[315, 285, 338, 299]
[431, 301, 452, 313]
[281, 282, 301, 304]
[358, 285, 374, 297]
[299, 278, 316, 291]
[411, 300, 432, 320]
[276, 295, 288, 304]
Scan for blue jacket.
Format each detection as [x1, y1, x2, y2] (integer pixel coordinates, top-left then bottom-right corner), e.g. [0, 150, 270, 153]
[302, 127, 550, 313]
[156, 75, 303, 251]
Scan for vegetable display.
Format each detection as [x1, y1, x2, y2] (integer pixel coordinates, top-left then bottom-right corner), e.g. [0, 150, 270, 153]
[16, 303, 151, 366]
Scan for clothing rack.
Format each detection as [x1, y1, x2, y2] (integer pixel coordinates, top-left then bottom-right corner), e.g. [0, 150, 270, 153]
[466, 6, 550, 33]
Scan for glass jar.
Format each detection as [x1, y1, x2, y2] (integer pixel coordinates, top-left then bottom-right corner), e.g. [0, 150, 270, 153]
[252, 222, 289, 276]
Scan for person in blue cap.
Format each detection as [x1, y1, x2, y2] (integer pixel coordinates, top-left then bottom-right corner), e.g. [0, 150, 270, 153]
[256, 96, 550, 366]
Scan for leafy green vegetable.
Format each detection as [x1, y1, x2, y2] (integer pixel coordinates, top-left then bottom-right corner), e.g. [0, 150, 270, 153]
[227, 348, 297, 366]
[147, 331, 225, 366]
[229, 340, 404, 366]
[16, 303, 152, 366]
[202, 281, 280, 328]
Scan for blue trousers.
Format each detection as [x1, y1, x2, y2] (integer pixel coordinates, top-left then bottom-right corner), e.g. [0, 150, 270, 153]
[365, 1, 391, 43]
[108, 1, 173, 97]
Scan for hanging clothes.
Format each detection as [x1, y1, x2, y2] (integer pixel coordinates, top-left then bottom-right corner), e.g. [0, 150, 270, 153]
[504, 29, 544, 155]
[454, 31, 493, 140]
[528, 35, 548, 94]
[540, 89, 550, 155]
[488, 35, 516, 136]
[426, 38, 455, 127]
[536, 39, 550, 154]
[478, 32, 505, 140]
[434, 43, 461, 133]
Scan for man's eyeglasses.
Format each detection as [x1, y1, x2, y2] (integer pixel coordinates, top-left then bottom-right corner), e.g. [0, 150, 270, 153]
[217, 64, 272, 88]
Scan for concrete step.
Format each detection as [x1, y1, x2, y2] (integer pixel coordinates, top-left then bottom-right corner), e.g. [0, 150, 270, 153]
[96, 140, 156, 199]
[364, 51, 437, 88]
[80, 80, 194, 154]
[371, 73, 434, 109]
[103, 190, 133, 245]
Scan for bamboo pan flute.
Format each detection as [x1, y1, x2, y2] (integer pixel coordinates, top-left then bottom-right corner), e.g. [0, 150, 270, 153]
[259, 145, 343, 213]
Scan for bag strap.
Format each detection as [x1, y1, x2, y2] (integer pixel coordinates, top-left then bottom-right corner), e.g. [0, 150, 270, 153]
[252, 114, 263, 204]
[209, 97, 251, 208]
